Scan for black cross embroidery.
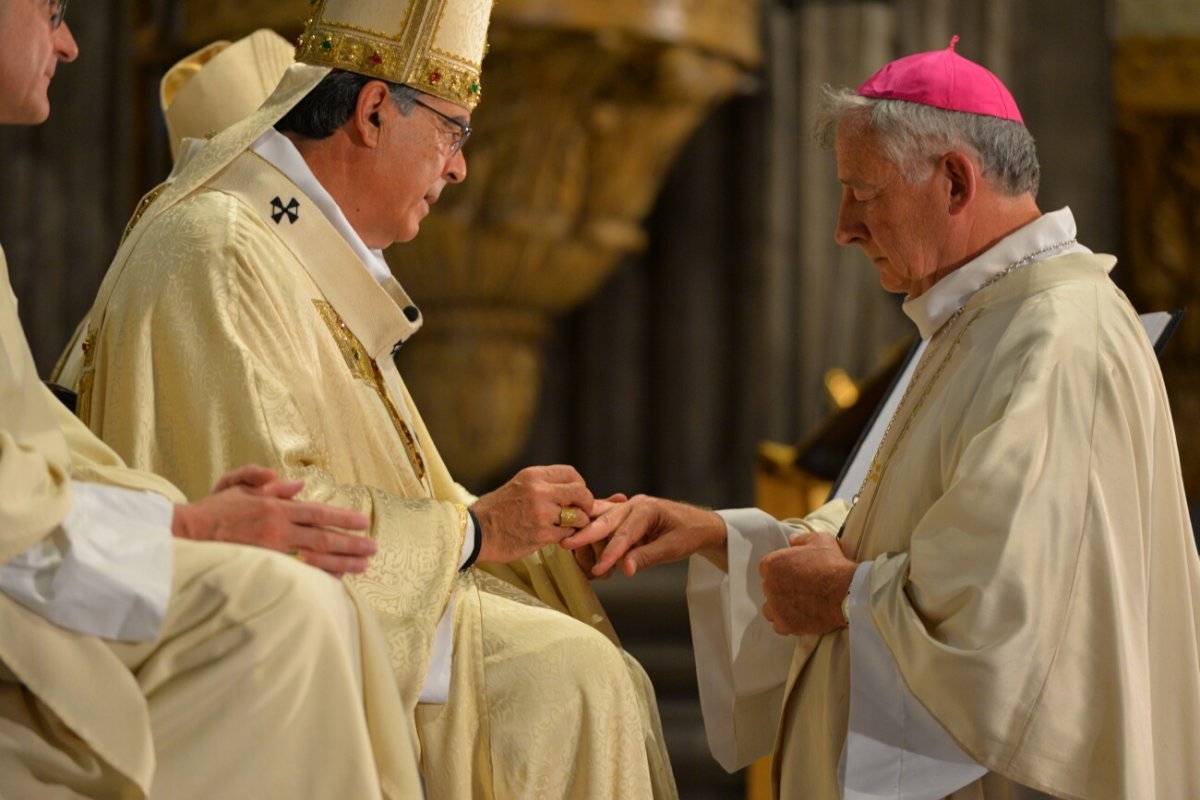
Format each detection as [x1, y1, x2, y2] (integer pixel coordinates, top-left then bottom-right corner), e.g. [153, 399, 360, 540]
[270, 196, 300, 225]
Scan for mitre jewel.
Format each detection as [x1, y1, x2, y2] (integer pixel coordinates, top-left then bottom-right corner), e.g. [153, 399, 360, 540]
[295, 0, 494, 110]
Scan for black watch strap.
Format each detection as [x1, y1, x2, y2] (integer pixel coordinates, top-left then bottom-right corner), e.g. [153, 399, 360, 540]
[462, 508, 483, 571]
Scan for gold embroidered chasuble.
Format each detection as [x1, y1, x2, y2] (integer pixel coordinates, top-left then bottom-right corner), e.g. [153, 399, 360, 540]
[0, 246, 422, 800]
[80, 150, 676, 798]
[773, 253, 1200, 799]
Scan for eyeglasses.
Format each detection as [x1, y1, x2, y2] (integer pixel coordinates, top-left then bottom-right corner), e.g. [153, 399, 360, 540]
[410, 96, 472, 156]
[48, 0, 68, 28]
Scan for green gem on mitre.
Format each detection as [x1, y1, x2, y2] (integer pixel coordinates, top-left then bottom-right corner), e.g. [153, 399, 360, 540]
[320, 38, 333, 51]
[468, 82, 480, 95]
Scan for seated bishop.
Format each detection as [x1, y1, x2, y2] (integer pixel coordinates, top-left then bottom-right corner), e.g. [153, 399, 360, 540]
[71, 0, 677, 797]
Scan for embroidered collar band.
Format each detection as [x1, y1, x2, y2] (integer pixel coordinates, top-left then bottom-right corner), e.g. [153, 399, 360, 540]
[901, 207, 1096, 340]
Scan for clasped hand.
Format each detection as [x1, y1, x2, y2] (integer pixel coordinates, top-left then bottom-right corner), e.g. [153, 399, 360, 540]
[172, 464, 376, 577]
[759, 531, 857, 636]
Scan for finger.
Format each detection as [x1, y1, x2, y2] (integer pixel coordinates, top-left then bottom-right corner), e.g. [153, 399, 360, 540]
[289, 549, 372, 576]
[548, 485, 595, 517]
[788, 531, 808, 546]
[590, 543, 614, 579]
[253, 479, 306, 501]
[599, 526, 651, 575]
[283, 501, 372, 533]
[602, 493, 629, 503]
[762, 601, 775, 622]
[556, 504, 592, 532]
[760, 550, 775, 579]
[617, 532, 687, 577]
[573, 542, 598, 575]
[213, 464, 278, 492]
[561, 508, 626, 549]
[526, 464, 585, 485]
[289, 526, 378, 557]
[590, 499, 622, 516]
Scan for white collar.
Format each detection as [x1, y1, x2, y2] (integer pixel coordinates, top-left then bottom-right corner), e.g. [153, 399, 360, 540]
[902, 207, 1095, 340]
[250, 128, 394, 286]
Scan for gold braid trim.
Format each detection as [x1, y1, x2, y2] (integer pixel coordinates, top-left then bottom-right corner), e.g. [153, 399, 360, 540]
[313, 300, 427, 480]
[120, 183, 168, 246]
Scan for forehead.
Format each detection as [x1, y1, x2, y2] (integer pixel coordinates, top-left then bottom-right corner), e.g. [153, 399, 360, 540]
[834, 120, 897, 182]
[417, 92, 471, 122]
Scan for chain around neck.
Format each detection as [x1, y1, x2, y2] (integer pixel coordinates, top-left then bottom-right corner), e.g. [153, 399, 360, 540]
[851, 236, 1079, 509]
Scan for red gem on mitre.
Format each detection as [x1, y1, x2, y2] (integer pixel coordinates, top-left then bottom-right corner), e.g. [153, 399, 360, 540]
[369, 52, 383, 65]
[857, 35, 1023, 123]
[429, 71, 442, 83]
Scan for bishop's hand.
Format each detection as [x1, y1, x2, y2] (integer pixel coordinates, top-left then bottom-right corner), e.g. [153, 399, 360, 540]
[562, 495, 727, 577]
[470, 465, 595, 564]
[173, 466, 376, 577]
[760, 530, 857, 636]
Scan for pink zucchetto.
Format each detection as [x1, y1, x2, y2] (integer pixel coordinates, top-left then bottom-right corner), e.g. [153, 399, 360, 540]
[857, 35, 1023, 123]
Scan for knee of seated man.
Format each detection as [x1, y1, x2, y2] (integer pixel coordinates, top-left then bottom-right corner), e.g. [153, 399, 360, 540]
[176, 541, 355, 646]
[246, 550, 356, 641]
[487, 600, 634, 701]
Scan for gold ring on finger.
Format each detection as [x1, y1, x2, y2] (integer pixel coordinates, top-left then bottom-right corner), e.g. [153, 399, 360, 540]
[558, 507, 578, 527]
[288, 548, 307, 564]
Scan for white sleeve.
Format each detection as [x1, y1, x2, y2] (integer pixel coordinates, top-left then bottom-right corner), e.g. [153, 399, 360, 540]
[840, 561, 987, 799]
[417, 512, 476, 704]
[687, 507, 795, 772]
[0, 480, 173, 642]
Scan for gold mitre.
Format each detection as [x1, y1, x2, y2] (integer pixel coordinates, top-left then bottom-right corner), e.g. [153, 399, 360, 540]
[295, 0, 494, 110]
[161, 29, 295, 160]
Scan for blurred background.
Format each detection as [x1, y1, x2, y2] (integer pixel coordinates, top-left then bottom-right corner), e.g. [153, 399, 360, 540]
[2, 0, 1196, 796]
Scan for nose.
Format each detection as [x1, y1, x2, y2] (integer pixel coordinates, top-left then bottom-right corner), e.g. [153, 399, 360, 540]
[834, 188, 864, 246]
[444, 148, 466, 184]
[56, 21, 79, 63]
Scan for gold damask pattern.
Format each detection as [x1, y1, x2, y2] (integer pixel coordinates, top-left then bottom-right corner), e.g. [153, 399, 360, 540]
[417, 569, 674, 798]
[313, 299, 427, 480]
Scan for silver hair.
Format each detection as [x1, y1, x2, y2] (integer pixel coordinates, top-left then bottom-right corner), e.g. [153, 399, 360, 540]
[813, 85, 1040, 198]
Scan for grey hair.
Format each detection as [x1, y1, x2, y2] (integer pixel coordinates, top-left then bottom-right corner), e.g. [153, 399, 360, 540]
[813, 85, 1040, 198]
[275, 71, 421, 140]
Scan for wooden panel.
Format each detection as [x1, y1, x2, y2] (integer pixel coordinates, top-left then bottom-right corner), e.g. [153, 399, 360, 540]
[1116, 38, 1200, 114]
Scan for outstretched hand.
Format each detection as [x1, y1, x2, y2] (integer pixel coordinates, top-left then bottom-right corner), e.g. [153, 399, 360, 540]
[172, 464, 377, 577]
[760, 531, 857, 636]
[561, 495, 727, 578]
[471, 465, 595, 564]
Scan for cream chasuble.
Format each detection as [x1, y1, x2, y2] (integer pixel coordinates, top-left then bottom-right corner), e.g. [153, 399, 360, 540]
[689, 214, 1200, 797]
[788, 252, 1200, 798]
[80, 147, 677, 798]
[1, 245, 421, 799]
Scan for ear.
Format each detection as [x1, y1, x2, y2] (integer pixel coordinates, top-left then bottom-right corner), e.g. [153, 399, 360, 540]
[940, 151, 977, 215]
[351, 81, 392, 148]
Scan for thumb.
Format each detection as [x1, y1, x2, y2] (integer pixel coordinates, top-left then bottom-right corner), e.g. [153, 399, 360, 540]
[213, 463, 278, 492]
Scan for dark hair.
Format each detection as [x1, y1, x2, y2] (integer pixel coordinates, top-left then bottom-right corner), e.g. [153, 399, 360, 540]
[275, 71, 421, 139]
